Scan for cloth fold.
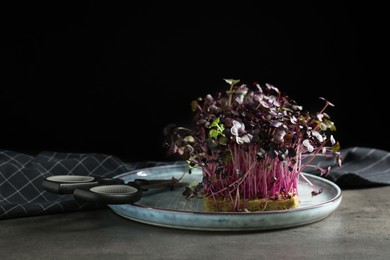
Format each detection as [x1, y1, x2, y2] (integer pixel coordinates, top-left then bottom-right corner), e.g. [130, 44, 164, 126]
[304, 147, 390, 188]
[1, 147, 389, 220]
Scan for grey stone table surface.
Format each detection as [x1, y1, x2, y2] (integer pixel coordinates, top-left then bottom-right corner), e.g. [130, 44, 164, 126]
[1, 186, 390, 260]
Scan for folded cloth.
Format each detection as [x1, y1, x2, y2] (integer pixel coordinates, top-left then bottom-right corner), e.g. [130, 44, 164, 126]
[0, 149, 174, 220]
[1, 147, 389, 220]
[304, 146, 390, 189]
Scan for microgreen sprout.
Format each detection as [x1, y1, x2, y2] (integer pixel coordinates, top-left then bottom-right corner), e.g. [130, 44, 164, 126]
[164, 79, 341, 211]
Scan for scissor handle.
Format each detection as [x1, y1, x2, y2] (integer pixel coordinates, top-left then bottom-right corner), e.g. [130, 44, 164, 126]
[72, 178, 181, 205]
[42, 175, 181, 205]
[42, 175, 124, 194]
[73, 184, 142, 204]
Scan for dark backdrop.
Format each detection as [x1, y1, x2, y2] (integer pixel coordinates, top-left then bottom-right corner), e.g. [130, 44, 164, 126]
[0, 2, 387, 162]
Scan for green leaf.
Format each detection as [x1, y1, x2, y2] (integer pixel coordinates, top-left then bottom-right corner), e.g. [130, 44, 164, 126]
[183, 135, 195, 143]
[209, 117, 220, 128]
[223, 79, 240, 86]
[209, 129, 220, 139]
[332, 141, 341, 152]
[191, 100, 199, 112]
[319, 122, 328, 131]
[324, 119, 337, 131]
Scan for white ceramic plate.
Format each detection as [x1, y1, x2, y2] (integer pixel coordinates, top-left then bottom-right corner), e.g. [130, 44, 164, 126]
[109, 163, 342, 231]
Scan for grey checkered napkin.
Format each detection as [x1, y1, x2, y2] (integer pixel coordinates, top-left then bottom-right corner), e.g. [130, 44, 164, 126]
[303, 147, 390, 188]
[0, 149, 171, 220]
[1, 147, 390, 220]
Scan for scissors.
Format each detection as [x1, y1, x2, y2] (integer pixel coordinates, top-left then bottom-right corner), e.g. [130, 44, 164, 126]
[42, 175, 181, 205]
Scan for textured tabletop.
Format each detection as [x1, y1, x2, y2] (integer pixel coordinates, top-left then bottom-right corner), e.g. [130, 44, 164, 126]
[1, 185, 390, 260]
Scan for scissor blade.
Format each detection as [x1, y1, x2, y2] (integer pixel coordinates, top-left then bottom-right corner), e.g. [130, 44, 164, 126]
[131, 177, 182, 191]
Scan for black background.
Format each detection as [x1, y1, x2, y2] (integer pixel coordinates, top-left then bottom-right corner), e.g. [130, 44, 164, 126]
[0, 2, 388, 163]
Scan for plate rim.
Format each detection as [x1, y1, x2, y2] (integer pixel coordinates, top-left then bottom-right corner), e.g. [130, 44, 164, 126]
[109, 163, 342, 230]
